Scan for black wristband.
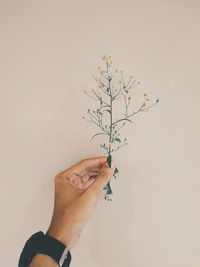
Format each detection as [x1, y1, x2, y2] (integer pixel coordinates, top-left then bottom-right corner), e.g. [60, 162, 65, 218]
[18, 231, 72, 267]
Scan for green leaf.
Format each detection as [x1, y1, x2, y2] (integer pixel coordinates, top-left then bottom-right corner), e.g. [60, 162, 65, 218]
[107, 154, 112, 167]
[106, 109, 111, 114]
[114, 138, 121, 142]
[104, 181, 113, 195]
[114, 167, 119, 174]
[90, 132, 107, 142]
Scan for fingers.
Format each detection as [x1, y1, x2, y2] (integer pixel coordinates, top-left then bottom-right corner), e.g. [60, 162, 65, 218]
[81, 171, 99, 183]
[87, 160, 115, 197]
[83, 156, 107, 168]
[61, 156, 107, 177]
[84, 177, 96, 188]
[81, 157, 106, 175]
[67, 171, 99, 190]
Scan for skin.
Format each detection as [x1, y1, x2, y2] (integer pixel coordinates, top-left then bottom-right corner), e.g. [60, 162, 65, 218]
[29, 156, 115, 267]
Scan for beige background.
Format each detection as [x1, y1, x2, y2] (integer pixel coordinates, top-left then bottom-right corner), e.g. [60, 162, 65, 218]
[1, 0, 200, 266]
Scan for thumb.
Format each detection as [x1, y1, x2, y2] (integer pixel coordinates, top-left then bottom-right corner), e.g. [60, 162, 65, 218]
[88, 160, 115, 195]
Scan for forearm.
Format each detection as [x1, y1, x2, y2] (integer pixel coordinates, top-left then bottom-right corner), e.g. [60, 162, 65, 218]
[29, 254, 58, 267]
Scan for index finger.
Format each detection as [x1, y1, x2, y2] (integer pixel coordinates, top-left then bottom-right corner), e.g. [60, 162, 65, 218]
[61, 156, 108, 177]
[80, 156, 107, 170]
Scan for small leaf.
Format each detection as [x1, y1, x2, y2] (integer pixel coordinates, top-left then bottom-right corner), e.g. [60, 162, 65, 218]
[114, 167, 119, 174]
[107, 181, 113, 195]
[114, 138, 121, 142]
[106, 109, 111, 114]
[107, 154, 112, 167]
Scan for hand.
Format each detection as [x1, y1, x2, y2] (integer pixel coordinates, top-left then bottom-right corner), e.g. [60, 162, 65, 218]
[46, 156, 115, 250]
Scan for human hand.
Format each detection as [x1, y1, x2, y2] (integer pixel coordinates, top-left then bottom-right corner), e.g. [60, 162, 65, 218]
[46, 156, 115, 250]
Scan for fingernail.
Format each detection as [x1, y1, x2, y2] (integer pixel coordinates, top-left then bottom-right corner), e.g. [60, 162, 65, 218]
[106, 162, 110, 168]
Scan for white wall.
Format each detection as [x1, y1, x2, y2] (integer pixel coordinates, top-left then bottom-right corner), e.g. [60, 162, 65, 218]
[1, 1, 200, 266]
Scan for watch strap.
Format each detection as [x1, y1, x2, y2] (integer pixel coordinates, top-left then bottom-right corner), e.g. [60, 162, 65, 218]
[18, 231, 72, 267]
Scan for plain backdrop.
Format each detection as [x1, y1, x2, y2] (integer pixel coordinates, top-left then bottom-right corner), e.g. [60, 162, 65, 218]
[1, 0, 200, 266]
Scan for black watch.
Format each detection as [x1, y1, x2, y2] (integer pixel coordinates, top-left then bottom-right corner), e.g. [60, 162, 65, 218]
[18, 231, 72, 267]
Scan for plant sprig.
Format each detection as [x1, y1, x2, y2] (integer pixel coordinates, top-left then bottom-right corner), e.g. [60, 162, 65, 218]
[82, 55, 159, 201]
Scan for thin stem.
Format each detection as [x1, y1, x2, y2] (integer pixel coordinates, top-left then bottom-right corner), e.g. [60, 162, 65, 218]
[106, 62, 113, 155]
[112, 140, 127, 152]
[112, 103, 144, 125]
[113, 81, 122, 100]
[84, 90, 99, 101]
[124, 95, 128, 117]
[141, 100, 158, 111]
[86, 113, 109, 134]
[94, 78, 110, 96]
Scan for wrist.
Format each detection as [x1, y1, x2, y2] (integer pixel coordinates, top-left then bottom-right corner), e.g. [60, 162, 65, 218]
[46, 228, 79, 251]
[29, 254, 58, 267]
